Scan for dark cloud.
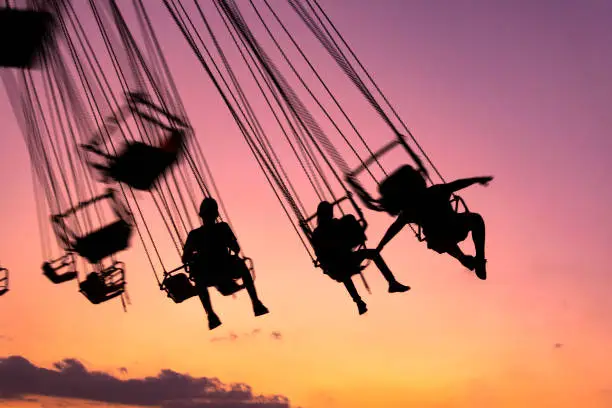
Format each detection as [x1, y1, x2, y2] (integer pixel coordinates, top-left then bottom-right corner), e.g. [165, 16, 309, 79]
[270, 332, 282, 341]
[0, 334, 13, 342]
[0, 356, 291, 407]
[554, 343, 563, 349]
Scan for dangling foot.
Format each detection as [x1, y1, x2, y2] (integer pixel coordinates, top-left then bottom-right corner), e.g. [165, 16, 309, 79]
[356, 300, 368, 315]
[474, 258, 487, 280]
[461, 255, 476, 271]
[253, 301, 269, 317]
[388, 281, 411, 293]
[207, 313, 222, 330]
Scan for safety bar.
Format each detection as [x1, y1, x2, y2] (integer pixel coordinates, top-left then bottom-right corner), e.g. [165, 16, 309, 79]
[302, 195, 350, 224]
[52, 189, 114, 219]
[127, 92, 189, 128]
[161, 254, 255, 289]
[348, 139, 401, 177]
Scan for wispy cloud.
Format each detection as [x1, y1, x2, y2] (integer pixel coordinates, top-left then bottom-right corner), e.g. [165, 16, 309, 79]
[210, 329, 282, 343]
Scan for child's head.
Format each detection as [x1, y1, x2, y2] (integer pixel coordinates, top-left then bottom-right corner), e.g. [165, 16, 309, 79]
[199, 197, 219, 221]
[316, 201, 334, 223]
[378, 164, 427, 214]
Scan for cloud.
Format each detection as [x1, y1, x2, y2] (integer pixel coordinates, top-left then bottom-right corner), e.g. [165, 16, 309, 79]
[0, 335, 13, 342]
[211, 332, 239, 342]
[0, 356, 291, 407]
[554, 343, 563, 349]
[210, 329, 281, 343]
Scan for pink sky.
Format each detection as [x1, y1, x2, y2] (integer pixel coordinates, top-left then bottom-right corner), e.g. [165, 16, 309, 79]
[1, 1, 612, 407]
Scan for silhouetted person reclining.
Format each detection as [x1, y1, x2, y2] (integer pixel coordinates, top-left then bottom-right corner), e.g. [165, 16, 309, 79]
[311, 201, 410, 315]
[182, 198, 269, 330]
[375, 165, 492, 280]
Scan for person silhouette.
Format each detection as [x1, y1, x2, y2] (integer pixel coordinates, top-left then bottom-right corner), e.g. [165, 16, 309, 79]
[182, 198, 269, 330]
[311, 201, 410, 315]
[375, 165, 492, 279]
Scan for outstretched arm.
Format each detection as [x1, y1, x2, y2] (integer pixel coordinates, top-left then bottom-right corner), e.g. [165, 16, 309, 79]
[442, 176, 493, 193]
[376, 214, 409, 252]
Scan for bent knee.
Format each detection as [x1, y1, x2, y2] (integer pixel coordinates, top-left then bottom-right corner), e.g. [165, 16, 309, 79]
[465, 212, 484, 225]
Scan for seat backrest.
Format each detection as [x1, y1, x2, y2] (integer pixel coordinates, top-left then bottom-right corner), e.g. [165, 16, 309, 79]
[163, 273, 196, 303]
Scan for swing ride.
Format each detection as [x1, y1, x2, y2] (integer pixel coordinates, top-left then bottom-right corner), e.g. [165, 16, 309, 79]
[0, 0, 261, 314]
[0, 0, 491, 319]
[0, 266, 8, 296]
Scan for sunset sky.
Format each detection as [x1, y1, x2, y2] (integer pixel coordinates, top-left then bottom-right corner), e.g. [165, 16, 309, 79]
[1, 1, 612, 407]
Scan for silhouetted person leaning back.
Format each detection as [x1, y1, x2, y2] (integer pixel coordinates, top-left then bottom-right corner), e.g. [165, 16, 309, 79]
[376, 165, 492, 280]
[311, 201, 410, 315]
[182, 198, 269, 330]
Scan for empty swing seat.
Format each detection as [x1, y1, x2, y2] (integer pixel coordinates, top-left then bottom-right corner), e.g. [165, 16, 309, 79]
[0, 8, 54, 68]
[162, 272, 196, 303]
[104, 131, 185, 191]
[108, 144, 178, 190]
[43, 262, 77, 284]
[42, 254, 78, 284]
[73, 220, 132, 264]
[79, 265, 125, 305]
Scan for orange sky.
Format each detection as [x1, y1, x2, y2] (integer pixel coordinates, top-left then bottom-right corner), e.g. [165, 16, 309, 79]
[1, 1, 612, 407]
